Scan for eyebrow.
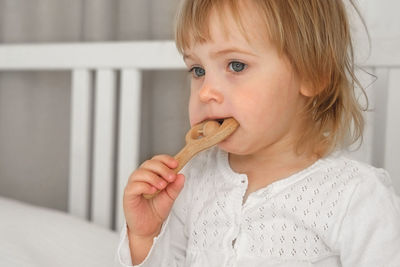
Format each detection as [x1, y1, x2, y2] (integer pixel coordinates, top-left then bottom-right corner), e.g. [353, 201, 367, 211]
[210, 48, 257, 58]
[183, 54, 194, 61]
[183, 47, 257, 61]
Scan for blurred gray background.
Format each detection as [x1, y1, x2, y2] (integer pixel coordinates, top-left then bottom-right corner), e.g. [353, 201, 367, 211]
[0, 0, 399, 212]
[0, 0, 189, 211]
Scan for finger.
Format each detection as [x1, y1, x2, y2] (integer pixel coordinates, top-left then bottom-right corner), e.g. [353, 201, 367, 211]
[151, 154, 179, 170]
[152, 174, 185, 218]
[129, 169, 168, 190]
[161, 174, 185, 202]
[124, 181, 157, 198]
[141, 159, 177, 183]
[167, 174, 185, 200]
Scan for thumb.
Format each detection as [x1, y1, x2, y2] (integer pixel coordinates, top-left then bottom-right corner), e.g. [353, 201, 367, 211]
[152, 174, 185, 219]
[165, 174, 185, 201]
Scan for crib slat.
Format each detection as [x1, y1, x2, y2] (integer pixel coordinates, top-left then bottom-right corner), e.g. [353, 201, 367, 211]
[371, 68, 389, 168]
[91, 69, 117, 229]
[115, 69, 142, 230]
[68, 69, 92, 219]
[384, 68, 400, 192]
[344, 67, 375, 164]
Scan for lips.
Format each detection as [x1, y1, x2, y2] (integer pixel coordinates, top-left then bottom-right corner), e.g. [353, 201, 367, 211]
[200, 116, 230, 125]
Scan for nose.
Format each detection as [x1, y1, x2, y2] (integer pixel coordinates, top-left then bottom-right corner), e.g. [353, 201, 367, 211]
[198, 82, 224, 104]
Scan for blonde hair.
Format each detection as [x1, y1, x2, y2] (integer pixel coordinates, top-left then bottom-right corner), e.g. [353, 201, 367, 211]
[175, 0, 368, 157]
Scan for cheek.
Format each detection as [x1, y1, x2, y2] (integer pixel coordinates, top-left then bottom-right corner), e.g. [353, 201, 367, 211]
[231, 80, 297, 130]
[232, 86, 275, 120]
[188, 94, 197, 126]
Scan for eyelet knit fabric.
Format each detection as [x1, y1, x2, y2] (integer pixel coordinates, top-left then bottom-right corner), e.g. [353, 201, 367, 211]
[118, 147, 400, 267]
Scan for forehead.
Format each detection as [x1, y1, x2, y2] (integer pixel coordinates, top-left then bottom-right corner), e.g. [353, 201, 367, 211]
[180, 0, 271, 54]
[213, 4, 266, 43]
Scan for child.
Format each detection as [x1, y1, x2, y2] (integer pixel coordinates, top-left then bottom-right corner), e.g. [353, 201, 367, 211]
[118, 0, 400, 266]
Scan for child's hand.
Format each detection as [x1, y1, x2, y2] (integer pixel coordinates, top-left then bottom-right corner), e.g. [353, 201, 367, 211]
[123, 154, 185, 240]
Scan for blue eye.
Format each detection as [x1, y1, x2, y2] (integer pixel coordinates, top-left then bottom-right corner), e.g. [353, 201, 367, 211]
[189, 66, 205, 78]
[229, 61, 246, 72]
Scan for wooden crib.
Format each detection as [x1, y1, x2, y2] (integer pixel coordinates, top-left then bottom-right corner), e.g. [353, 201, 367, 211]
[0, 40, 398, 233]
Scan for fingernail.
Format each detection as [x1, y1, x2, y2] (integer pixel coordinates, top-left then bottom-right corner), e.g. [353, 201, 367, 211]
[159, 180, 167, 188]
[168, 173, 176, 181]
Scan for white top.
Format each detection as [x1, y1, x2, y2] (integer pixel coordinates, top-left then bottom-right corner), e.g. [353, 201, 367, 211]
[117, 147, 400, 267]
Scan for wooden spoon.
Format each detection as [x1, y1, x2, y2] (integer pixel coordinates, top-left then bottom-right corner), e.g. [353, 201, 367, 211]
[143, 117, 239, 199]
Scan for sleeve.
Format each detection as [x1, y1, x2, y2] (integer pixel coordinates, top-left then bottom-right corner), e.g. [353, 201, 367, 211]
[116, 167, 192, 267]
[336, 169, 400, 267]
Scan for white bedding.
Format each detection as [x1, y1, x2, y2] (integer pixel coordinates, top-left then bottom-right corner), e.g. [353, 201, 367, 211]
[0, 196, 120, 267]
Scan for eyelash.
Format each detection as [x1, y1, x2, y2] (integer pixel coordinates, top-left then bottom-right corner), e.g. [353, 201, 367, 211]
[188, 66, 205, 78]
[188, 61, 248, 78]
[228, 61, 247, 73]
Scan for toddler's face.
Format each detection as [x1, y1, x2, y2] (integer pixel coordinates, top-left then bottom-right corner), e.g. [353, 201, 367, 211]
[183, 7, 310, 156]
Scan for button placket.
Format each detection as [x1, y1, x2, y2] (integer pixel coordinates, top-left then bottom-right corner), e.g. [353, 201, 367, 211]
[230, 178, 247, 254]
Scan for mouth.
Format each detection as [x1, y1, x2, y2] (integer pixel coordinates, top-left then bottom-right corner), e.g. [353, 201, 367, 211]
[216, 118, 225, 125]
[201, 117, 230, 125]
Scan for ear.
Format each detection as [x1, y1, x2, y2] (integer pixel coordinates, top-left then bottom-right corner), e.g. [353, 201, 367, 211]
[300, 83, 316, 97]
[299, 76, 329, 97]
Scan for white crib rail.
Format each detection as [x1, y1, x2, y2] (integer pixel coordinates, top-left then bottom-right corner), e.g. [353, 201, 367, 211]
[0, 40, 399, 231]
[0, 41, 184, 70]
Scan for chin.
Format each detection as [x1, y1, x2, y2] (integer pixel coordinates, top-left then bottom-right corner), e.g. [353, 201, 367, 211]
[217, 139, 249, 155]
[215, 127, 252, 155]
